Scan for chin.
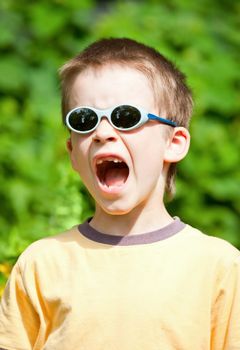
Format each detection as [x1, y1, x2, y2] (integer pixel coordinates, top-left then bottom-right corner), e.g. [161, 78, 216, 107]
[99, 199, 136, 216]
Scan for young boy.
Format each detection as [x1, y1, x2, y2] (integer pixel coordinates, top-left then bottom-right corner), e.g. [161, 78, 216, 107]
[0, 38, 239, 350]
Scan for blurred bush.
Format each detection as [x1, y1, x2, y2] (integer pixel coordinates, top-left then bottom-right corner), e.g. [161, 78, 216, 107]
[0, 0, 96, 270]
[0, 0, 239, 292]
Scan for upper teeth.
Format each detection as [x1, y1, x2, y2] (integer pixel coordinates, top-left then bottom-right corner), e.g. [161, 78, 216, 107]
[96, 157, 123, 165]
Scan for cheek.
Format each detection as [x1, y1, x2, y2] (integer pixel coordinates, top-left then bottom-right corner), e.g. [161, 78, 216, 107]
[124, 128, 166, 169]
[70, 137, 90, 171]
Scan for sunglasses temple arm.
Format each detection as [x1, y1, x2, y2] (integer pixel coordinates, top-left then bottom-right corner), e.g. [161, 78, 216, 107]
[147, 113, 177, 127]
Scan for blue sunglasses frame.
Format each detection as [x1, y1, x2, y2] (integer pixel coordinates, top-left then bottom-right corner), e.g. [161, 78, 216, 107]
[66, 104, 177, 134]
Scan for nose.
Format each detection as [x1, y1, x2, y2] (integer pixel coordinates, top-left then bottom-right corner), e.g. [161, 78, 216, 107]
[92, 117, 118, 144]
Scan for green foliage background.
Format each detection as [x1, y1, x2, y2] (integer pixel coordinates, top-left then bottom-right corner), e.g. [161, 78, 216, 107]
[0, 0, 239, 289]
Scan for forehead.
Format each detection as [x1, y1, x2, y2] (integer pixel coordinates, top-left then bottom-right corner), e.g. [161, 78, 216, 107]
[70, 64, 157, 111]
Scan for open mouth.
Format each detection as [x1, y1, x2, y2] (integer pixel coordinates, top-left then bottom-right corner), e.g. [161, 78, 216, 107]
[96, 157, 129, 188]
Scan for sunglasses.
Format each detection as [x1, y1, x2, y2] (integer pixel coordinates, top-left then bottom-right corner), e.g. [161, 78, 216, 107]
[65, 104, 177, 134]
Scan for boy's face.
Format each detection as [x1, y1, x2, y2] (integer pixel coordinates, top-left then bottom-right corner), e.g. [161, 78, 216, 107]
[67, 64, 172, 215]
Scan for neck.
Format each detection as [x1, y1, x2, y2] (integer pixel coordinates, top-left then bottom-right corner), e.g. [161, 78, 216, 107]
[90, 199, 173, 236]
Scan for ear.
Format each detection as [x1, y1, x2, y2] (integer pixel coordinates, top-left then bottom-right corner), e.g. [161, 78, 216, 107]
[164, 127, 190, 163]
[66, 137, 78, 171]
[66, 138, 73, 153]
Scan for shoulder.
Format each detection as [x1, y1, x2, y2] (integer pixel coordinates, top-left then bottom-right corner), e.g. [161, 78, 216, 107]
[182, 224, 240, 269]
[184, 224, 239, 253]
[16, 226, 82, 269]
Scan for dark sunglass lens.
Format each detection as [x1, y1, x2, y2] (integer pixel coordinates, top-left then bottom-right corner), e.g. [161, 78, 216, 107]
[111, 106, 141, 129]
[68, 108, 98, 132]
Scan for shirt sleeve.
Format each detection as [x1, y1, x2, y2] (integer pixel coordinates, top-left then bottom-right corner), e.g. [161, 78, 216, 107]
[0, 262, 40, 350]
[211, 255, 240, 350]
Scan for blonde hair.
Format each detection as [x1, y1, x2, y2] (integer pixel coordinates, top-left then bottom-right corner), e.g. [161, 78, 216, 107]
[59, 38, 193, 196]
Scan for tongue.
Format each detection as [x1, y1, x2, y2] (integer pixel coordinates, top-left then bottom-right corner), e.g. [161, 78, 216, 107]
[104, 168, 128, 187]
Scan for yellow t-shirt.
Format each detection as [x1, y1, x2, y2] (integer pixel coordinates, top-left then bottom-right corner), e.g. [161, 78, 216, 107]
[0, 219, 239, 350]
